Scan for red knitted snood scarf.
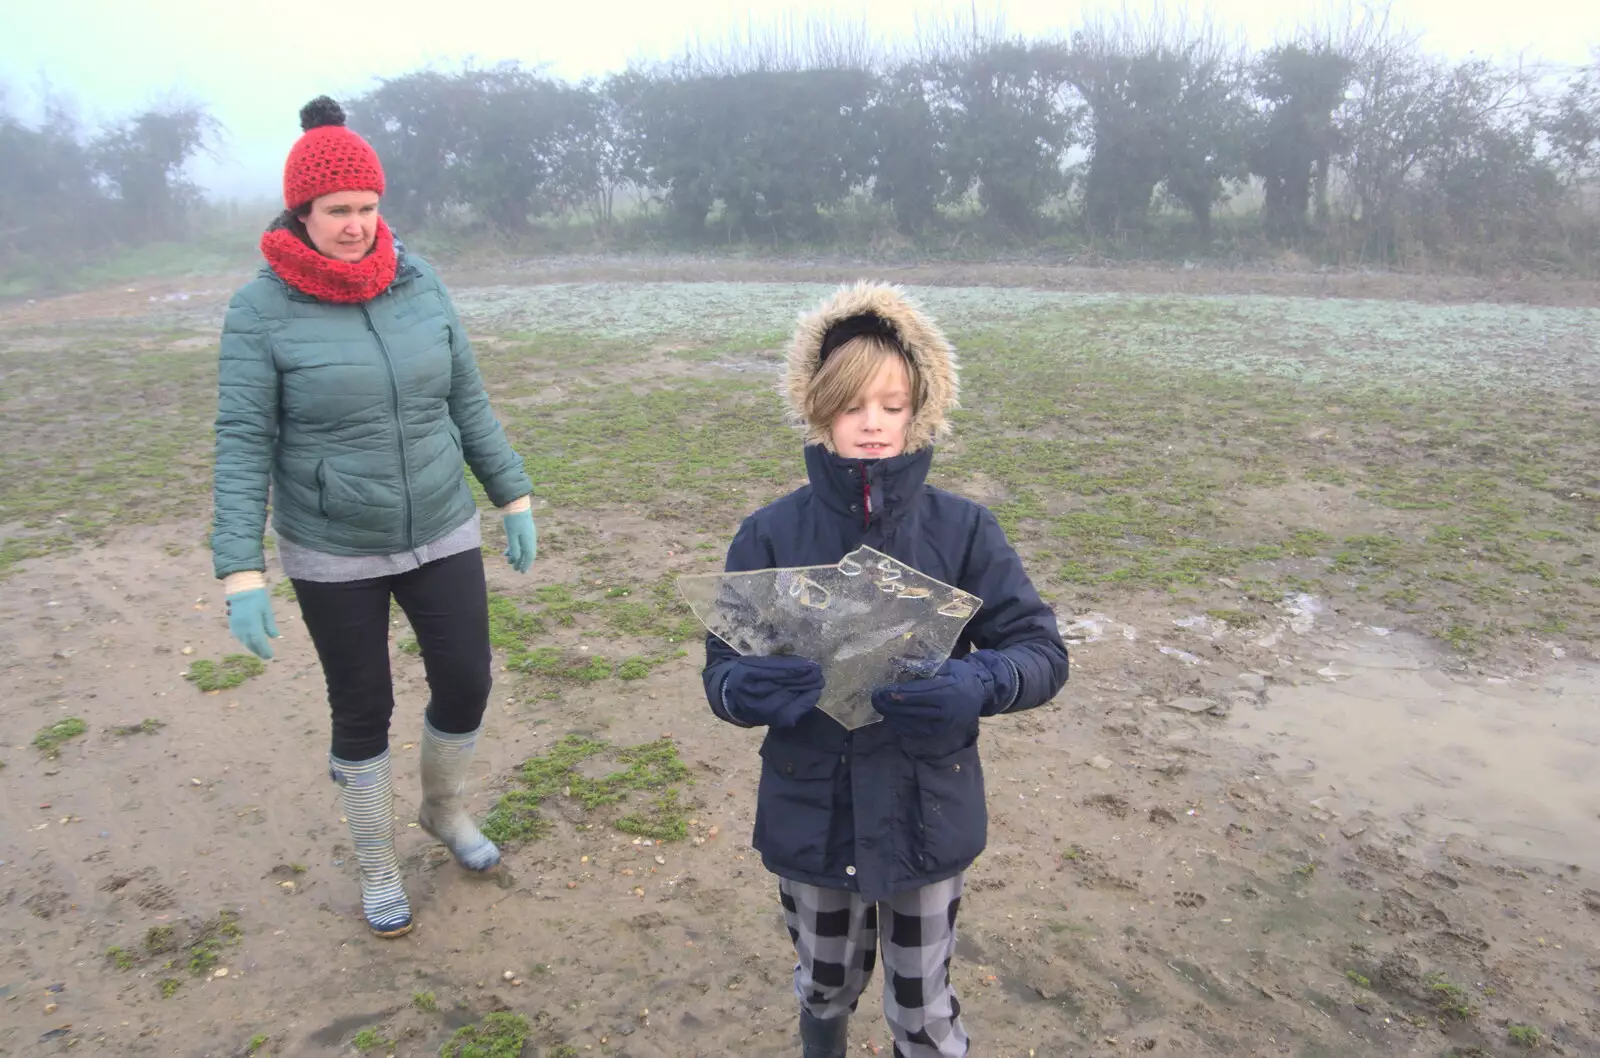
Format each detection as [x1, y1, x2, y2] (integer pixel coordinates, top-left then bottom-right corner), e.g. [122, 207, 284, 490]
[260, 217, 398, 304]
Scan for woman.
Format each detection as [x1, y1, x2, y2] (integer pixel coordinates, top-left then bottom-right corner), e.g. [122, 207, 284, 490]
[209, 96, 537, 938]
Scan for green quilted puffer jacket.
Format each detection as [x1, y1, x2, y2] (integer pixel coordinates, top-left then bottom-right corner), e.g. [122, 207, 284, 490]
[210, 248, 531, 579]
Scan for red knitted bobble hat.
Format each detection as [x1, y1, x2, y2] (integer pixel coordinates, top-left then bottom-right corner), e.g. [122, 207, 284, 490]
[282, 96, 385, 210]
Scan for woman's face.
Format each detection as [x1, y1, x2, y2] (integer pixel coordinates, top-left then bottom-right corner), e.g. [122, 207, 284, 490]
[301, 190, 380, 261]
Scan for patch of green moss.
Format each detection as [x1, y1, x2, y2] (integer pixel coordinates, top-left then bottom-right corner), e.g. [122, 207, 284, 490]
[184, 655, 264, 692]
[480, 735, 691, 847]
[439, 1012, 530, 1058]
[34, 716, 86, 757]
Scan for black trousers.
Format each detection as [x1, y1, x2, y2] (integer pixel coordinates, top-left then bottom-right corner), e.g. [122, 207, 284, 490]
[292, 548, 492, 761]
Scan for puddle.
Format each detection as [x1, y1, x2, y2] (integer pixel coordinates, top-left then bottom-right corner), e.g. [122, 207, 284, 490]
[1231, 632, 1600, 871]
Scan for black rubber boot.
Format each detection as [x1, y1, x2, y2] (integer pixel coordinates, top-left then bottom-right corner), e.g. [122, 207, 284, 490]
[799, 1009, 848, 1058]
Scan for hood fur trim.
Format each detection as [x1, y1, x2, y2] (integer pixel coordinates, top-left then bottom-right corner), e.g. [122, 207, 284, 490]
[781, 281, 959, 454]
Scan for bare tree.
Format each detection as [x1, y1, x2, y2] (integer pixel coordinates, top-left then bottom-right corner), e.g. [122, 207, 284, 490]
[1067, 3, 1253, 237]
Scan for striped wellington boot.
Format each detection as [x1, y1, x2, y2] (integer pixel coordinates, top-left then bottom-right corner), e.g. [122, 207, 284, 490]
[328, 750, 413, 937]
[417, 720, 500, 872]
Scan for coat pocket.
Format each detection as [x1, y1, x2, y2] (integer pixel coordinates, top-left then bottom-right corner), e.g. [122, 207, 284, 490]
[752, 740, 841, 875]
[315, 459, 357, 521]
[448, 423, 464, 464]
[911, 742, 987, 875]
[316, 458, 390, 525]
[314, 459, 332, 518]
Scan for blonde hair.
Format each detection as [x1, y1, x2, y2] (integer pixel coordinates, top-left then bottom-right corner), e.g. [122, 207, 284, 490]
[804, 334, 922, 432]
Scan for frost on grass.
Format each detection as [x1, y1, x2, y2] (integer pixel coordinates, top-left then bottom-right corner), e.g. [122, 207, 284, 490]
[450, 281, 1599, 394]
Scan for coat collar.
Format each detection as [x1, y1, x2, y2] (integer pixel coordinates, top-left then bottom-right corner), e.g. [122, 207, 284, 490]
[803, 443, 933, 529]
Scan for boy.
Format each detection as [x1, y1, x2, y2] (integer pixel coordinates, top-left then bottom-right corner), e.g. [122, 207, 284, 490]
[701, 281, 1071, 1057]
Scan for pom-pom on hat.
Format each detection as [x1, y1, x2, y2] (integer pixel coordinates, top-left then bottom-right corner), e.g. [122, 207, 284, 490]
[281, 96, 385, 211]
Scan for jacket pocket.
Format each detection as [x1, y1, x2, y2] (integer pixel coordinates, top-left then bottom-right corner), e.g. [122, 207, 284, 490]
[911, 742, 987, 876]
[315, 459, 332, 518]
[315, 459, 371, 524]
[753, 740, 841, 875]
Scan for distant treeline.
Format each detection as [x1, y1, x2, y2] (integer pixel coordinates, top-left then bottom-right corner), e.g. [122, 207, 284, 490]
[0, 87, 224, 283]
[4, 7, 1599, 284]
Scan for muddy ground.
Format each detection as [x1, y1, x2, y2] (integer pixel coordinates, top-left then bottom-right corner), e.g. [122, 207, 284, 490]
[3, 259, 1600, 1058]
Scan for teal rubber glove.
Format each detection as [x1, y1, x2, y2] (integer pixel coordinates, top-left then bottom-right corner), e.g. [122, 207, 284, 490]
[503, 510, 536, 573]
[227, 587, 280, 659]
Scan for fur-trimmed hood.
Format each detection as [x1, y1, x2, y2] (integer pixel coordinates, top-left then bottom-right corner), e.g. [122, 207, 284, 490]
[781, 281, 959, 454]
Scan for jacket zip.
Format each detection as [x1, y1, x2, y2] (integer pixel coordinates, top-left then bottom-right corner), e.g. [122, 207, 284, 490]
[361, 302, 415, 550]
[858, 461, 872, 529]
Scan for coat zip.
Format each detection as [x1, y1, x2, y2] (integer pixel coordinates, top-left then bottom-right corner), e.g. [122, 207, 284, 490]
[859, 461, 872, 529]
[361, 302, 415, 550]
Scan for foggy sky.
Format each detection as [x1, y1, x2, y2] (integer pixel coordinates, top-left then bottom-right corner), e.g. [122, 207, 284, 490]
[4, 0, 1594, 201]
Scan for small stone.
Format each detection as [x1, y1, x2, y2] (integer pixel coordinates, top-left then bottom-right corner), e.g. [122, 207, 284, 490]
[1237, 673, 1266, 694]
[190, 778, 202, 786]
[280, 881, 295, 890]
[707, 825, 720, 839]
[633, 887, 645, 897]
[181, 646, 194, 656]
[213, 968, 228, 978]
[44, 1003, 58, 1014]
[580, 855, 589, 864]
[503, 971, 515, 981]
[511, 978, 522, 987]
[567, 881, 577, 889]
[654, 855, 666, 865]
[1089, 755, 1114, 771]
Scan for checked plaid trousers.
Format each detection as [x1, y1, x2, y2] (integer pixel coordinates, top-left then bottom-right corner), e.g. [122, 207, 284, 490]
[779, 873, 969, 1057]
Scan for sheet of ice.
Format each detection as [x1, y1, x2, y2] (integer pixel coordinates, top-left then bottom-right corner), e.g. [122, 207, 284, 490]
[677, 546, 983, 730]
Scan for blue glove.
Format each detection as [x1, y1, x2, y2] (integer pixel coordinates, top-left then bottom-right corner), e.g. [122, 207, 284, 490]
[870, 650, 1018, 738]
[503, 509, 536, 573]
[722, 655, 825, 729]
[226, 588, 280, 660]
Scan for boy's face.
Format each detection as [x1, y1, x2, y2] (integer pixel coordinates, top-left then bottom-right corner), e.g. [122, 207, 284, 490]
[831, 356, 912, 460]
